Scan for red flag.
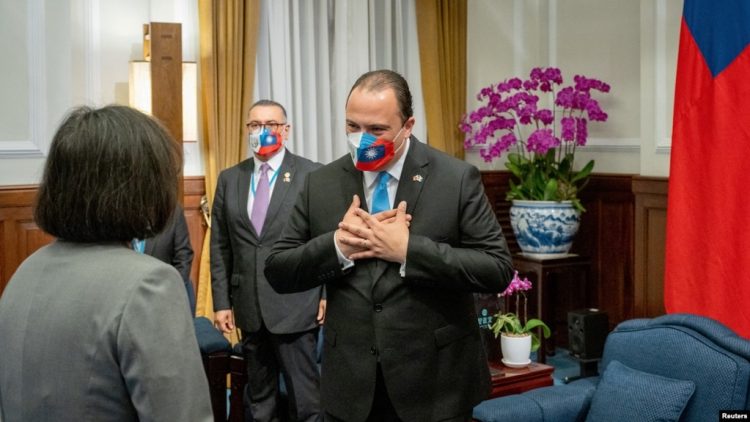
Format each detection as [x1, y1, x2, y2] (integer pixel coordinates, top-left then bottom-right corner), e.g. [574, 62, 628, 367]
[665, 0, 750, 337]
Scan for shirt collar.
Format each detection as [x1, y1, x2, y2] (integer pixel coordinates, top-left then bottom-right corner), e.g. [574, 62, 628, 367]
[363, 137, 410, 189]
[253, 147, 286, 174]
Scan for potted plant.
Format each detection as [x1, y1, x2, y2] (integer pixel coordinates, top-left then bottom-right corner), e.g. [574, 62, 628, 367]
[461, 67, 610, 257]
[491, 271, 551, 367]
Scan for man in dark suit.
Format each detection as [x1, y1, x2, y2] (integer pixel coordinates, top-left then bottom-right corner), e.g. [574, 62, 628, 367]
[211, 100, 324, 422]
[265, 70, 514, 421]
[141, 204, 196, 313]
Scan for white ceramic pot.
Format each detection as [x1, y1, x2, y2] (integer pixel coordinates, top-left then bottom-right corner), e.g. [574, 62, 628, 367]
[500, 333, 532, 368]
[509, 200, 581, 259]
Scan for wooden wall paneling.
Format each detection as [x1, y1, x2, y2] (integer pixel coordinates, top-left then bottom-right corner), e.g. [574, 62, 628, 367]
[576, 175, 635, 329]
[480, 171, 519, 253]
[0, 178, 208, 299]
[146, 22, 184, 200]
[480, 171, 636, 329]
[0, 186, 44, 295]
[632, 176, 668, 318]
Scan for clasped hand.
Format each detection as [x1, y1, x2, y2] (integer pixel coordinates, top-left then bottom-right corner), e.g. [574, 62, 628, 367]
[335, 195, 410, 263]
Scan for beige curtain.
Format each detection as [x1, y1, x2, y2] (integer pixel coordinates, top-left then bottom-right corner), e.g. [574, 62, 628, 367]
[415, 0, 467, 159]
[195, 0, 260, 345]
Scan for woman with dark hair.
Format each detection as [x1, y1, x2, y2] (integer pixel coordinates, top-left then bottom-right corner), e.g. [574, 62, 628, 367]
[0, 105, 212, 421]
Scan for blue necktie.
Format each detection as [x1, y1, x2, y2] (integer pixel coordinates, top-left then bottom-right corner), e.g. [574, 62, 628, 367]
[371, 171, 391, 213]
[131, 239, 145, 254]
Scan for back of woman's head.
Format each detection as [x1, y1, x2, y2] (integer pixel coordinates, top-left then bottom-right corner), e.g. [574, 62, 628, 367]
[35, 105, 180, 242]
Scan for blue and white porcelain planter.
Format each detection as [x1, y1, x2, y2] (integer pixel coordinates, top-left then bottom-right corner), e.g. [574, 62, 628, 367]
[509, 200, 581, 259]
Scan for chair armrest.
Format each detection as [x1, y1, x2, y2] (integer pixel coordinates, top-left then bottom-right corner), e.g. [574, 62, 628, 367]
[194, 316, 232, 354]
[473, 378, 597, 422]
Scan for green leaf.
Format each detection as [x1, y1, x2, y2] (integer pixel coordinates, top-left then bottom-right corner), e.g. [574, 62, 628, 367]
[505, 162, 523, 178]
[543, 179, 558, 200]
[558, 155, 572, 177]
[523, 319, 551, 339]
[523, 319, 551, 352]
[571, 159, 594, 183]
[572, 198, 586, 213]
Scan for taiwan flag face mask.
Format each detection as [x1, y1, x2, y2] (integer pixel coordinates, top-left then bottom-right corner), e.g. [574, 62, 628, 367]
[347, 128, 405, 171]
[248, 127, 283, 158]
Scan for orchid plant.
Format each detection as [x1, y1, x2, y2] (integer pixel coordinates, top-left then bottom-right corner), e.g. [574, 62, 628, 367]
[460, 67, 610, 212]
[490, 271, 551, 352]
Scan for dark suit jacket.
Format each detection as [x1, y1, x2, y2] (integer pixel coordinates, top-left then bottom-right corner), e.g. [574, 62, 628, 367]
[211, 150, 323, 334]
[145, 205, 195, 312]
[265, 138, 513, 421]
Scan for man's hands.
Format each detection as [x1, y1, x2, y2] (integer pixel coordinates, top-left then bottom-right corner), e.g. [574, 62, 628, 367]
[335, 195, 369, 258]
[335, 196, 410, 264]
[214, 309, 235, 334]
[317, 299, 327, 325]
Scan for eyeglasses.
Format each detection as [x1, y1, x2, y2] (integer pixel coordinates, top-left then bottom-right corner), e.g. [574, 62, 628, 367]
[246, 121, 288, 132]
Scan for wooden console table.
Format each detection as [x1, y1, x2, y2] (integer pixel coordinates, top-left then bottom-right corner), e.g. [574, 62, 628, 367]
[488, 362, 554, 398]
[512, 253, 591, 364]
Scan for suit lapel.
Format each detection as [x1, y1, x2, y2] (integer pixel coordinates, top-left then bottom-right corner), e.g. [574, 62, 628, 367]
[236, 159, 258, 239]
[143, 238, 156, 256]
[340, 156, 366, 206]
[262, 152, 296, 240]
[394, 138, 430, 215]
[372, 138, 430, 286]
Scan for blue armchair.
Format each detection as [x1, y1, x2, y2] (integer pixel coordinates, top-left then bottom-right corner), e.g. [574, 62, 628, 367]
[473, 313, 750, 421]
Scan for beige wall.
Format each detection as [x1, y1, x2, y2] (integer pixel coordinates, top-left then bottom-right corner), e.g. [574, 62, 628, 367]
[0, 0, 201, 186]
[1, 0, 683, 185]
[466, 0, 682, 177]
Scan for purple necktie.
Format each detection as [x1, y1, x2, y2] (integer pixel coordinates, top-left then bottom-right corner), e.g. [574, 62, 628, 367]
[251, 163, 271, 235]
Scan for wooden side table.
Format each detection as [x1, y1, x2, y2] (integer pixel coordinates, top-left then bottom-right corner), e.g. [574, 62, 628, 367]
[512, 253, 591, 364]
[488, 362, 554, 398]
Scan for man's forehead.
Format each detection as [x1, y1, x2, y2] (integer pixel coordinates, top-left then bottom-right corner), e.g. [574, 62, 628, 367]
[347, 88, 399, 121]
[248, 105, 284, 120]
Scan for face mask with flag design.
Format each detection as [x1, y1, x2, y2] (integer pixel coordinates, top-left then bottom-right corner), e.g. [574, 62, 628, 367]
[347, 128, 404, 171]
[248, 127, 283, 158]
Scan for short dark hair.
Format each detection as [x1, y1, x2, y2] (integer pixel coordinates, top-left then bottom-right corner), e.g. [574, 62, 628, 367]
[35, 105, 180, 242]
[248, 100, 288, 120]
[347, 69, 414, 124]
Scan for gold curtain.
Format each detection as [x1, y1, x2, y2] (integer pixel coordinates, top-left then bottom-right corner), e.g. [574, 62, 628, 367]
[195, 0, 260, 345]
[415, 0, 467, 159]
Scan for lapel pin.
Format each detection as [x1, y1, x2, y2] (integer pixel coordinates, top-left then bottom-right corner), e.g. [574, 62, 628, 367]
[283, 172, 291, 183]
[412, 175, 423, 183]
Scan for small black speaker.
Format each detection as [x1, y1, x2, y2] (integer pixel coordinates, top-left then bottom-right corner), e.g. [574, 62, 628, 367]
[568, 309, 609, 360]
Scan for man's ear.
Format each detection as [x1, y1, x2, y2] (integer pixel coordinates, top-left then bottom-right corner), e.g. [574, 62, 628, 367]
[403, 117, 416, 138]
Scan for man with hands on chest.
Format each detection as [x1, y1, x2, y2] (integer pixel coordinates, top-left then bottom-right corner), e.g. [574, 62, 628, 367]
[265, 70, 513, 422]
[211, 100, 324, 422]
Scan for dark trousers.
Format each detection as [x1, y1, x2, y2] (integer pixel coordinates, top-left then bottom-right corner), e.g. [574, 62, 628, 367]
[324, 364, 473, 422]
[242, 324, 321, 422]
[323, 364, 401, 422]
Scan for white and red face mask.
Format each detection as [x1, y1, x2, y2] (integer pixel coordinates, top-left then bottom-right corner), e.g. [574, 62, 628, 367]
[347, 127, 405, 171]
[248, 127, 283, 158]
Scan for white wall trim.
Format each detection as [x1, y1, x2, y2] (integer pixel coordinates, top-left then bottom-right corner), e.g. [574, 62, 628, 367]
[586, 137, 641, 150]
[0, 0, 47, 158]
